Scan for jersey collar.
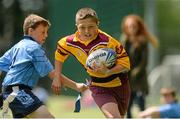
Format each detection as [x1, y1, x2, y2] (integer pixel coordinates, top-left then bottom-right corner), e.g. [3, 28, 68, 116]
[23, 35, 35, 41]
[74, 30, 99, 46]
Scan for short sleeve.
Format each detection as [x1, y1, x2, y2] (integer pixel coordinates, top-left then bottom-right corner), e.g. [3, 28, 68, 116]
[110, 38, 130, 70]
[27, 45, 53, 77]
[0, 49, 12, 72]
[55, 38, 70, 62]
[159, 104, 173, 118]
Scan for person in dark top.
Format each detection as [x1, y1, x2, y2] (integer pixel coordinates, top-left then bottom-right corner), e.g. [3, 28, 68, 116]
[120, 14, 158, 118]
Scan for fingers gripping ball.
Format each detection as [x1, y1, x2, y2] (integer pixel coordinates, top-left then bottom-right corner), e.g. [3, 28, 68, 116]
[86, 48, 117, 70]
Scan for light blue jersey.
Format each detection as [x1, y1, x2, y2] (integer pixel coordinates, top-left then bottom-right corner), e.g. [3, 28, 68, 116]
[0, 36, 53, 88]
[159, 102, 180, 118]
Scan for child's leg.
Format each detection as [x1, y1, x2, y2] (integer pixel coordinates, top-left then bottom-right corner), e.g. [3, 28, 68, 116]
[116, 80, 131, 117]
[90, 80, 130, 118]
[101, 102, 121, 118]
[26, 105, 54, 118]
[127, 91, 136, 118]
[90, 86, 122, 118]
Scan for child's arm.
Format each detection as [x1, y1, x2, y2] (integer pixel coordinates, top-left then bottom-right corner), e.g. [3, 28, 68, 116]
[138, 106, 160, 118]
[48, 69, 55, 80]
[91, 63, 129, 76]
[60, 74, 88, 92]
[51, 60, 88, 95]
[51, 60, 62, 95]
[105, 64, 129, 75]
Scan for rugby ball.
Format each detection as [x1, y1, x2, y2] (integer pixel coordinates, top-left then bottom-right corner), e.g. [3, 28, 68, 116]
[86, 48, 116, 70]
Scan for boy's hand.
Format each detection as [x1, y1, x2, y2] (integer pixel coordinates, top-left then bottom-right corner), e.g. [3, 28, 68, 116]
[51, 77, 62, 95]
[91, 62, 112, 75]
[76, 83, 88, 92]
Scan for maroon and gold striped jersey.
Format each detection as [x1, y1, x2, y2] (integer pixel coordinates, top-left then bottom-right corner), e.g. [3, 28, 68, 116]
[55, 30, 130, 87]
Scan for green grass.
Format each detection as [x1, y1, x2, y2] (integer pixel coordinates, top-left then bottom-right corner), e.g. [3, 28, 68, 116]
[47, 95, 105, 118]
[1, 95, 104, 118]
[2, 94, 164, 118]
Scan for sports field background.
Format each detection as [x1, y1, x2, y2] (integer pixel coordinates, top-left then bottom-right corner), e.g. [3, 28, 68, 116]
[1, 0, 180, 118]
[47, 95, 153, 118]
[0, 95, 158, 118]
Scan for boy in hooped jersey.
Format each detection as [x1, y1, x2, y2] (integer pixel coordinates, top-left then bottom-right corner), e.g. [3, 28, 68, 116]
[0, 14, 87, 118]
[53, 7, 131, 118]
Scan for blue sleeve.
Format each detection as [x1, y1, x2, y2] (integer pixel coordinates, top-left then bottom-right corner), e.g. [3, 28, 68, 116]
[159, 104, 173, 118]
[27, 46, 53, 77]
[0, 49, 12, 72]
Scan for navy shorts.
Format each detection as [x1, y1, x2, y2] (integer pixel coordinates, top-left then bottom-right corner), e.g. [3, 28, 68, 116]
[3, 89, 43, 118]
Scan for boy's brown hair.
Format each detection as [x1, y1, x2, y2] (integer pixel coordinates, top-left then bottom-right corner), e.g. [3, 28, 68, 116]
[160, 87, 176, 97]
[23, 14, 51, 35]
[75, 7, 99, 24]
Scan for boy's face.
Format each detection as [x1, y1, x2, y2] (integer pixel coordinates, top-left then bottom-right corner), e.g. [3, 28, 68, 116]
[29, 24, 49, 45]
[160, 93, 175, 104]
[76, 18, 98, 41]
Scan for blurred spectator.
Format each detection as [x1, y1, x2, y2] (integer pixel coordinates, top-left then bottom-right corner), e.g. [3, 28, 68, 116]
[120, 14, 158, 118]
[138, 87, 180, 118]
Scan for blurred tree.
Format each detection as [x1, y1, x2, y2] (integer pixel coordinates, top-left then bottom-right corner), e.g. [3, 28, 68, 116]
[157, 0, 180, 61]
[0, 0, 49, 53]
[0, 0, 22, 90]
[0, 0, 19, 54]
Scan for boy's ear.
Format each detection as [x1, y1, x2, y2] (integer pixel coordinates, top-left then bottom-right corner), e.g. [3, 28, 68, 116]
[75, 23, 79, 27]
[28, 28, 34, 35]
[97, 21, 100, 26]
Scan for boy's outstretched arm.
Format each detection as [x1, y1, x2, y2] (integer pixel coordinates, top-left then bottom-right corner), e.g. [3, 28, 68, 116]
[138, 106, 160, 118]
[60, 74, 88, 92]
[51, 60, 62, 95]
[48, 70, 55, 80]
[51, 60, 88, 95]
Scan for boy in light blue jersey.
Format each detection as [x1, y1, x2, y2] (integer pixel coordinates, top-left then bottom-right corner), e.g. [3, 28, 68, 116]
[139, 87, 180, 118]
[0, 14, 87, 118]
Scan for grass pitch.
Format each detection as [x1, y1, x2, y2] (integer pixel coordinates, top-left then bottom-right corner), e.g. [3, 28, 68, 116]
[48, 95, 105, 118]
